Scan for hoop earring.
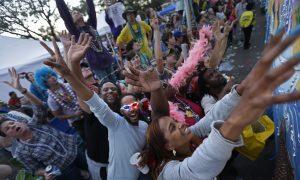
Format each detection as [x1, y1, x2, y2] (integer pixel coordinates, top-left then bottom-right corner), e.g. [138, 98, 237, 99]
[172, 149, 176, 156]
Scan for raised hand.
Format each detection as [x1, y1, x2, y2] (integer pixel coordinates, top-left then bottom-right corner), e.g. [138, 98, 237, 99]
[123, 64, 161, 92]
[3, 68, 23, 91]
[262, 26, 286, 56]
[221, 27, 300, 140]
[67, 33, 92, 64]
[40, 38, 72, 77]
[213, 20, 228, 42]
[150, 18, 159, 30]
[224, 20, 236, 36]
[238, 27, 296, 94]
[59, 30, 71, 50]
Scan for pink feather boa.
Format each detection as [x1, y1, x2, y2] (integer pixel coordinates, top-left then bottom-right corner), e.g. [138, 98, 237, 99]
[169, 26, 212, 90]
[169, 101, 185, 123]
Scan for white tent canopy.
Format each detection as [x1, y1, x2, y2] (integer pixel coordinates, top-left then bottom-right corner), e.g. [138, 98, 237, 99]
[0, 35, 56, 102]
[0, 11, 111, 102]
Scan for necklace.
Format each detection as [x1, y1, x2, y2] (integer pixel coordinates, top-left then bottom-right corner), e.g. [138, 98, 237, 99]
[81, 26, 103, 53]
[48, 84, 79, 112]
[20, 127, 68, 157]
[128, 22, 143, 43]
[138, 53, 150, 69]
[174, 95, 201, 122]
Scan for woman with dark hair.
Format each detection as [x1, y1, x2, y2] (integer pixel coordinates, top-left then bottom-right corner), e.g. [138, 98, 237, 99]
[123, 29, 300, 179]
[24, 72, 48, 103]
[54, 0, 116, 84]
[58, 32, 122, 180]
[41, 34, 158, 180]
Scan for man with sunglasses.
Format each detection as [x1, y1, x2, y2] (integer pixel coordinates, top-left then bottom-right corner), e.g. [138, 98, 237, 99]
[86, 92, 148, 180]
[197, 67, 235, 114]
[58, 32, 148, 179]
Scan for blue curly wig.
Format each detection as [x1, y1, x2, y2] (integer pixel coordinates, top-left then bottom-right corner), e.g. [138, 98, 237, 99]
[34, 66, 58, 90]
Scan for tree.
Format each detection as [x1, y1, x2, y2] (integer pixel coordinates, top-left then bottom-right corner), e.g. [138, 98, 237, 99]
[0, 0, 58, 40]
[71, 0, 103, 16]
[122, 0, 165, 18]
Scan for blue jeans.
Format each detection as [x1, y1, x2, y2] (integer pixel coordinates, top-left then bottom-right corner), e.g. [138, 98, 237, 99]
[93, 66, 116, 86]
[56, 145, 88, 180]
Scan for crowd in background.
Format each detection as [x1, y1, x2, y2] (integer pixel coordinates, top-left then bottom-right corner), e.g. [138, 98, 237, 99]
[0, 0, 299, 180]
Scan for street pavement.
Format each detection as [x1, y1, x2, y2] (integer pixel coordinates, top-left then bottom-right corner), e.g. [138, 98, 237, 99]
[220, 6, 276, 180]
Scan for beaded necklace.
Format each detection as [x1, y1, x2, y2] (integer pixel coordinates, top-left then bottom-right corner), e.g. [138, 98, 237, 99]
[174, 95, 201, 122]
[21, 127, 67, 157]
[80, 26, 103, 53]
[128, 22, 143, 43]
[48, 84, 79, 112]
[138, 52, 150, 70]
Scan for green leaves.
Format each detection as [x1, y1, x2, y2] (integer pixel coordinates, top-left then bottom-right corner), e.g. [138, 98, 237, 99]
[0, 0, 57, 40]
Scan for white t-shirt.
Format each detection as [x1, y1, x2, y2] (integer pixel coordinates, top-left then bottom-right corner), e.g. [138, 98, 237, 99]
[107, 2, 126, 27]
[85, 93, 148, 180]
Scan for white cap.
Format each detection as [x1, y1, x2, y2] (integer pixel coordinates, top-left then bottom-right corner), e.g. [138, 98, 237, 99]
[130, 152, 149, 174]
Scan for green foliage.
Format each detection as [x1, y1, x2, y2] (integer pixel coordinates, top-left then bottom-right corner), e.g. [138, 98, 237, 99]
[0, 0, 58, 40]
[0, 0, 166, 40]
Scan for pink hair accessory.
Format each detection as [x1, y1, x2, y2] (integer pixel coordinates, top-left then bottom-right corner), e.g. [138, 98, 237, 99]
[169, 26, 212, 90]
[169, 101, 185, 123]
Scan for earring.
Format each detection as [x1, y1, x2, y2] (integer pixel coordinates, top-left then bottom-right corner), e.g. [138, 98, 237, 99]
[172, 150, 176, 156]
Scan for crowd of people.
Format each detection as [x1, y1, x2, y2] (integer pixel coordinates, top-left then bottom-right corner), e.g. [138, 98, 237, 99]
[0, 0, 299, 180]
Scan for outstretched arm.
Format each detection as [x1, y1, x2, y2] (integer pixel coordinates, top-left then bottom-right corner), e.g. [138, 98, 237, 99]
[60, 32, 93, 113]
[86, 0, 97, 28]
[124, 65, 169, 119]
[41, 35, 123, 129]
[152, 18, 164, 74]
[55, 0, 79, 36]
[159, 25, 300, 180]
[4, 68, 43, 107]
[207, 21, 234, 68]
[4, 68, 48, 124]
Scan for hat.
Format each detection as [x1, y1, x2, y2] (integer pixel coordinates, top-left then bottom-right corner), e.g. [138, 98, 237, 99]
[122, 6, 137, 20]
[173, 30, 183, 38]
[5, 111, 32, 123]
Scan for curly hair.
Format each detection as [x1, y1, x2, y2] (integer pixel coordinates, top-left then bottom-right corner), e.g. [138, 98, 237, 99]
[34, 67, 58, 90]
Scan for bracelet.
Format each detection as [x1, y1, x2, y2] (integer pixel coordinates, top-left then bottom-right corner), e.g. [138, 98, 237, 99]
[20, 88, 27, 94]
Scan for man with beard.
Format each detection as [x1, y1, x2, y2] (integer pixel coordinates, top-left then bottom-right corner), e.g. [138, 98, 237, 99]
[41, 33, 150, 180]
[80, 81, 121, 180]
[197, 67, 234, 114]
[59, 32, 121, 180]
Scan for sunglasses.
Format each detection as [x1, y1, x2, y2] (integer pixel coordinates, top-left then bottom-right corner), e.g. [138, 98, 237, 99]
[120, 102, 139, 112]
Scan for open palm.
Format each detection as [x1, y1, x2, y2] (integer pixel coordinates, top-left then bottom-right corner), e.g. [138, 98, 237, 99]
[3, 68, 23, 91]
[59, 30, 71, 49]
[139, 69, 161, 92]
[67, 33, 92, 64]
[40, 38, 71, 77]
[124, 65, 161, 92]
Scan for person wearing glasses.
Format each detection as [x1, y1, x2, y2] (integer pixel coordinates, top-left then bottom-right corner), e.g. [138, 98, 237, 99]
[41, 32, 149, 180]
[89, 92, 149, 179]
